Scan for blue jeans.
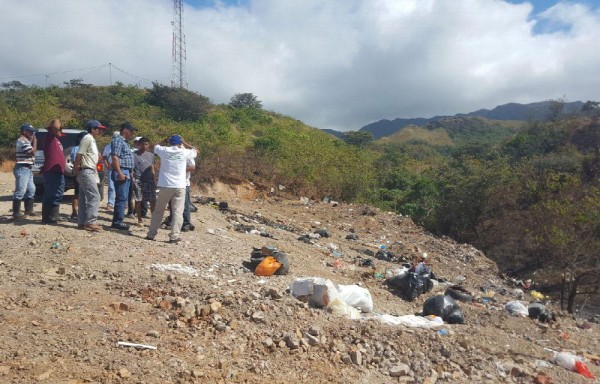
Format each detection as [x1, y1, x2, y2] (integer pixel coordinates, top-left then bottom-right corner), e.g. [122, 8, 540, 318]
[107, 174, 115, 206]
[111, 170, 130, 225]
[42, 172, 65, 207]
[13, 164, 36, 200]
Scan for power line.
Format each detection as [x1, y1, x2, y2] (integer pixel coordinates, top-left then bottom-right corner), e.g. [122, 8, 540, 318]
[0, 64, 107, 81]
[0, 63, 155, 86]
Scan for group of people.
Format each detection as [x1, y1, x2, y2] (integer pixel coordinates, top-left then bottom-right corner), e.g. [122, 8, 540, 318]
[11, 119, 198, 243]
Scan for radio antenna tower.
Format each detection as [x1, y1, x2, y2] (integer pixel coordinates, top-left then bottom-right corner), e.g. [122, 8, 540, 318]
[171, 0, 188, 89]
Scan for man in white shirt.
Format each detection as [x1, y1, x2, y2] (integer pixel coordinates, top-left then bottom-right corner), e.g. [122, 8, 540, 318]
[74, 120, 106, 232]
[145, 135, 197, 243]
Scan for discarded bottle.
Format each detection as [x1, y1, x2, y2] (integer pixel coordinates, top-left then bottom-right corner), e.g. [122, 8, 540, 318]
[555, 352, 595, 379]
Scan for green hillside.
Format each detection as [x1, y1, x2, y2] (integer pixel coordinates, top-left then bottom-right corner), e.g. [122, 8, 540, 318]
[2, 83, 599, 312]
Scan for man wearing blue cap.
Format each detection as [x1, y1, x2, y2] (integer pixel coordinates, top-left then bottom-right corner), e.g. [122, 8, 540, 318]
[12, 123, 38, 219]
[74, 120, 106, 232]
[145, 134, 197, 243]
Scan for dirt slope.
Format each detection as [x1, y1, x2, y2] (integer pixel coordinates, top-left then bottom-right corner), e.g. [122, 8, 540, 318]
[0, 172, 598, 383]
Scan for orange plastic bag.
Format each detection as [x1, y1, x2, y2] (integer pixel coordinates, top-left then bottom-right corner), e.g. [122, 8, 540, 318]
[255, 256, 282, 276]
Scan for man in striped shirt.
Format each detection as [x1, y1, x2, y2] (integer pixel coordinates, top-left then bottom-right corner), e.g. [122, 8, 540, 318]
[12, 123, 38, 219]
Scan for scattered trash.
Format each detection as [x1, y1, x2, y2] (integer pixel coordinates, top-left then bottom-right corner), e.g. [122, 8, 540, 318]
[117, 341, 157, 350]
[248, 246, 289, 276]
[374, 314, 443, 329]
[505, 301, 529, 317]
[444, 285, 473, 303]
[314, 228, 330, 238]
[360, 258, 374, 267]
[531, 291, 546, 301]
[578, 321, 592, 330]
[385, 262, 434, 301]
[422, 295, 465, 324]
[554, 351, 594, 378]
[255, 256, 282, 276]
[535, 359, 552, 368]
[291, 277, 373, 313]
[528, 302, 555, 323]
[149, 264, 199, 276]
[345, 233, 358, 240]
[50, 241, 62, 249]
[436, 329, 449, 336]
[218, 201, 229, 212]
[328, 298, 361, 319]
[375, 249, 393, 261]
[337, 284, 373, 313]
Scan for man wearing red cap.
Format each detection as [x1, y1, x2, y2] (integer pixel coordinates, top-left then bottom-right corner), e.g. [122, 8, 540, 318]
[74, 120, 106, 232]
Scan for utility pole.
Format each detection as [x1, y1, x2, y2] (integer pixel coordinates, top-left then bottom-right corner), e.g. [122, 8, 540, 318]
[171, 0, 188, 89]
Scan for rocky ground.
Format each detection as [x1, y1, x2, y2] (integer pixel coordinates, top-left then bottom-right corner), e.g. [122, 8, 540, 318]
[0, 171, 598, 384]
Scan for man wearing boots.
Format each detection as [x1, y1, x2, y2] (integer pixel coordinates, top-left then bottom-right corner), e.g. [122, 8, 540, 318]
[74, 120, 106, 232]
[12, 123, 38, 219]
[41, 119, 66, 224]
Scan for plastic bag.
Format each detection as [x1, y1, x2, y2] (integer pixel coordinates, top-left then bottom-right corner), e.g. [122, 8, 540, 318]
[376, 314, 443, 328]
[291, 278, 339, 308]
[528, 302, 555, 323]
[327, 298, 361, 319]
[386, 272, 433, 301]
[273, 252, 290, 275]
[254, 256, 282, 276]
[445, 285, 473, 303]
[423, 295, 465, 324]
[505, 301, 529, 317]
[337, 284, 373, 313]
[555, 352, 595, 378]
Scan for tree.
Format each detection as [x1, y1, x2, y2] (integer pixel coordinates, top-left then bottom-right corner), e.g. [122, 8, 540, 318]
[64, 78, 91, 88]
[147, 83, 211, 121]
[581, 101, 600, 120]
[1, 80, 27, 90]
[229, 93, 262, 109]
[342, 131, 373, 148]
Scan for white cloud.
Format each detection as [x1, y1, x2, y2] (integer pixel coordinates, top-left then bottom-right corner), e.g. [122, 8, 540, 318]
[1, 0, 599, 131]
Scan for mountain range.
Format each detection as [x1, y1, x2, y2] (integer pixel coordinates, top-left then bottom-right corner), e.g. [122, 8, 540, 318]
[326, 100, 584, 139]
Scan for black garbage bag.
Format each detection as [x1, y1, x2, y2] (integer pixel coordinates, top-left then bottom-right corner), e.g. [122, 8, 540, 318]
[444, 285, 473, 303]
[423, 295, 465, 324]
[273, 252, 290, 275]
[528, 302, 555, 323]
[375, 250, 393, 261]
[386, 272, 433, 301]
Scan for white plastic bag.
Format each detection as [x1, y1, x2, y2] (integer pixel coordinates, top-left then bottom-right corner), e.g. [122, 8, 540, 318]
[505, 301, 529, 317]
[376, 314, 444, 329]
[337, 284, 373, 313]
[291, 277, 339, 308]
[327, 298, 361, 319]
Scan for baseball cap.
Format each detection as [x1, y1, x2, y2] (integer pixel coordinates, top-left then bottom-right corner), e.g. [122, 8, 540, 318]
[19, 123, 38, 133]
[133, 136, 142, 143]
[169, 135, 182, 145]
[85, 120, 107, 130]
[121, 122, 137, 131]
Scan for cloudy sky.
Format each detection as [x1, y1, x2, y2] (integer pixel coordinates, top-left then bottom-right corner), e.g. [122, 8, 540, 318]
[1, 0, 599, 131]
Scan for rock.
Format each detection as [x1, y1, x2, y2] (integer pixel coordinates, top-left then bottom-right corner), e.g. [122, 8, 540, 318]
[284, 334, 300, 349]
[251, 311, 265, 323]
[118, 368, 132, 378]
[308, 325, 321, 336]
[198, 305, 211, 317]
[305, 333, 320, 346]
[262, 338, 274, 348]
[424, 369, 438, 384]
[350, 350, 362, 365]
[146, 330, 160, 338]
[389, 363, 412, 377]
[0, 366, 10, 375]
[341, 355, 352, 364]
[210, 301, 222, 313]
[267, 288, 283, 299]
[37, 369, 53, 381]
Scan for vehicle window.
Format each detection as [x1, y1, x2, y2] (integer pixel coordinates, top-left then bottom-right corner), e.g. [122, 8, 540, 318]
[35, 132, 82, 151]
